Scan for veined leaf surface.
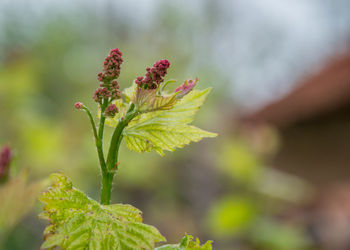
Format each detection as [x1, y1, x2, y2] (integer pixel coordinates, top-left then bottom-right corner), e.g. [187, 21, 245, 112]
[39, 173, 165, 250]
[123, 88, 217, 156]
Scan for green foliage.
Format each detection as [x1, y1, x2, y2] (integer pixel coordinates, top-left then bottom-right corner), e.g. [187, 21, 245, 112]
[156, 234, 212, 250]
[39, 47, 217, 248]
[39, 173, 165, 250]
[251, 220, 311, 250]
[206, 196, 258, 237]
[219, 140, 262, 184]
[122, 88, 217, 156]
[133, 87, 178, 112]
[218, 140, 312, 202]
[208, 139, 312, 249]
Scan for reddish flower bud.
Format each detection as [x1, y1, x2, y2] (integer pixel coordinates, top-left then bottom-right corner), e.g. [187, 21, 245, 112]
[104, 103, 118, 117]
[175, 78, 198, 98]
[97, 48, 123, 83]
[0, 145, 12, 182]
[135, 59, 170, 89]
[94, 49, 123, 103]
[111, 80, 119, 89]
[93, 88, 111, 103]
[135, 76, 144, 86]
[74, 102, 84, 109]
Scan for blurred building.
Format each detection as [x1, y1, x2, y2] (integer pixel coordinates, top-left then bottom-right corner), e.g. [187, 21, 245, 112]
[242, 48, 350, 187]
[241, 47, 350, 250]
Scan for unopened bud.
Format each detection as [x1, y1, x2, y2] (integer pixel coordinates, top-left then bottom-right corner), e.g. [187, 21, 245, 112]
[104, 103, 118, 117]
[74, 102, 84, 109]
[175, 78, 198, 98]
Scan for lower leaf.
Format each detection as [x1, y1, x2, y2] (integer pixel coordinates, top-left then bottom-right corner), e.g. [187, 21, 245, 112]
[39, 173, 165, 250]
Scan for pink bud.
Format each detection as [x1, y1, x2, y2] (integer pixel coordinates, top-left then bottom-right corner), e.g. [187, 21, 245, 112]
[175, 78, 198, 98]
[105, 103, 118, 117]
[135, 59, 171, 90]
[74, 102, 84, 109]
[97, 48, 124, 82]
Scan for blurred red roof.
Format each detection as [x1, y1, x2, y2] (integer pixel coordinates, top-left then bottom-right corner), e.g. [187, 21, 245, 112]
[244, 49, 350, 127]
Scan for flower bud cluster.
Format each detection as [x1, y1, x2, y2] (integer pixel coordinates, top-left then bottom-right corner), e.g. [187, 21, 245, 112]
[93, 87, 111, 103]
[0, 145, 12, 181]
[104, 103, 118, 117]
[97, 48, 123, 82]
[135, 59, 170, 89]
[94, 48, 123, 105]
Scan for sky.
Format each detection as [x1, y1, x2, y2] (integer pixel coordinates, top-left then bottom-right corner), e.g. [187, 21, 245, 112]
[213, 0, 350, 110]
[0, 0, 349, 111]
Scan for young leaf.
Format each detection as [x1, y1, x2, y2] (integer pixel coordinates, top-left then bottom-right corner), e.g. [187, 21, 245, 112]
[106, 84, 178, 128]
[132, 87, 178, 112]
[151, 92, 178, 111]
[123, 88, 217, 156]
[155, 234, 213, 250]
[39, 173, 165, 250]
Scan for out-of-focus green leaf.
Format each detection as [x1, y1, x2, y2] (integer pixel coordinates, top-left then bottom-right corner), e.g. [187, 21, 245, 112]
[156, 234, 212, 250]
[39, 173, 165, 250]
[206, 196, 258, 237]
[251, 219, 311, 250]
[218, 140, 313, 203]
[219, 141, 262, 184]
[123, 88, 217, 156]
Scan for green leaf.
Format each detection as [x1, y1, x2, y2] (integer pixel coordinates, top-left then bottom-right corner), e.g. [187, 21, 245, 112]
[123, 88, 217, 155]
[39, 173, 165, 250]
[133, 87, 178, 112]
[123, 82, 177, 112]
[251, 219, 311, 250]
[151, 92, 178, 111]
[155, 234, 213, 250]
[206, 196, 258, 237]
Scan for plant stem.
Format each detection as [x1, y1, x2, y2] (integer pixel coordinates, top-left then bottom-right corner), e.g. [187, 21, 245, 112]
[82, 106, 98, 143]
[82, 105, 107, 174]
[97, 102, 107, 174]
[100, 104, 137, 205]
[100, 171, 114, 205]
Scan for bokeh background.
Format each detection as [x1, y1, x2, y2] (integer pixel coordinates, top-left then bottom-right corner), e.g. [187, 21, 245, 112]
[1, 0, 350, 249]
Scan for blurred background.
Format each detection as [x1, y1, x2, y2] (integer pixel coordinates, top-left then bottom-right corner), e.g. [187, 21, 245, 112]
[1, 0, 350, 249]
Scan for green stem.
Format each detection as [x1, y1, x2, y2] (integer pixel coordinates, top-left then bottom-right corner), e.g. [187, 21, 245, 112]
[82, 106, 98, 143]
[97, 103, 107, 173]
[100, 104, 137, 205]
[82, 105, 107, 173]
[100, 171, 114, 205]
[97, 100, 110, 206]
